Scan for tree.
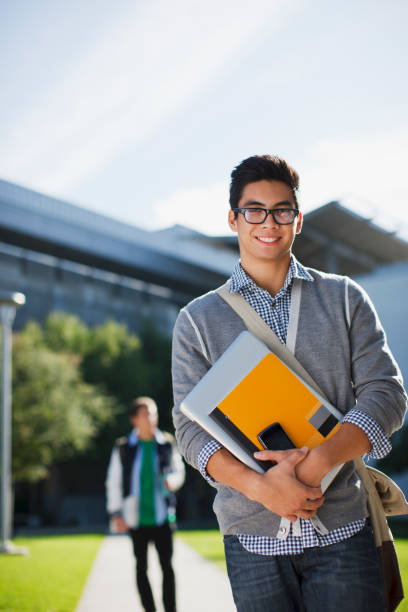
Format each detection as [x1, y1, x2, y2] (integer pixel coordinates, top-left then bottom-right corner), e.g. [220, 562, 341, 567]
[81, 318, 142, 403]
[138, 320, 173, 431]
[80, 317, 174, 454]
[13, 313, 175, 465]
[12, 325, 116, 482]
[43, 312, 89, 354]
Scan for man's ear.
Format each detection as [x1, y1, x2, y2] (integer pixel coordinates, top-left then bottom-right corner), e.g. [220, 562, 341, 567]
[228, 209, 238, 232]
[295, 212, 303, 235]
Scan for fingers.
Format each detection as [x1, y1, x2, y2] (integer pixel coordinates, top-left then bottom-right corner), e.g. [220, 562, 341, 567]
[254, 447, 308, 465]
[291, 495, 324, 520]
[285, 502, 322, 521]
[302, 485, 324, 505]
[303, 497, 324, 511]
[284, 510, 316, 521]
[296, 509, 317, 519]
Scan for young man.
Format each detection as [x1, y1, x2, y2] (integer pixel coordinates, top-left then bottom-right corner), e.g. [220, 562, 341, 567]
[106, 396, 185, 612]
[171, 155, 407, 611]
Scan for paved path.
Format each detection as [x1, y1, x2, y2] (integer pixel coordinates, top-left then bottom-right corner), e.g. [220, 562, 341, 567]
[76, 534, 236, 612]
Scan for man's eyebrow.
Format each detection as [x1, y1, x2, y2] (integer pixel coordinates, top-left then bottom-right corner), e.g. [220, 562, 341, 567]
[241, 199, 294, 208]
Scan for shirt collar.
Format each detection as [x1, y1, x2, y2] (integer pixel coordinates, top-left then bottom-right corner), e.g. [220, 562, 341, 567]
[128, 428, 165, 446]
[230, 255, 313, 294]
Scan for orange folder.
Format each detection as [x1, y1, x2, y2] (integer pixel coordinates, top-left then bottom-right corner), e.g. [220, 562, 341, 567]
[212, 352, 340, 453]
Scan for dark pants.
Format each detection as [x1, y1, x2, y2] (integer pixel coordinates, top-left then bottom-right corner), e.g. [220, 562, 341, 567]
[129, 522, 176, 612]
[224, 524, 385, 612]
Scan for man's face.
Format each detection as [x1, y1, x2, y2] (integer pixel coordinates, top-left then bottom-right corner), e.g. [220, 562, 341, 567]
[130, 405, 158, 437]
[228, 179, 302, 267]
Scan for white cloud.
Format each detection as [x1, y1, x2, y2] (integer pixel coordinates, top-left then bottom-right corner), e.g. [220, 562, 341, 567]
[0, 0, 292, 194]
[152, 126, 408, 238]
[297, 127, 408, 234]
[153, 181, 230, 235]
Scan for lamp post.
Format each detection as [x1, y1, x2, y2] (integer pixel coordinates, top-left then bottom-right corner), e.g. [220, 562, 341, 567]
[0, 291, 26, 555]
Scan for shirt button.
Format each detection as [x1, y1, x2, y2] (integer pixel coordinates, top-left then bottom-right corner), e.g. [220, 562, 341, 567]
[278, 526, 287, 534]
[271, 302, 277, 309]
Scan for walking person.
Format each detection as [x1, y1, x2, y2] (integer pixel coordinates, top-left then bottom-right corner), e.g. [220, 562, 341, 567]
[171, 155, 407, 611]
[106, 396, 185, 612]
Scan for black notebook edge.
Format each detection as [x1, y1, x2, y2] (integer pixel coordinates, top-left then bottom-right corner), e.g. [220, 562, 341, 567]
[209, 407, 275, 472]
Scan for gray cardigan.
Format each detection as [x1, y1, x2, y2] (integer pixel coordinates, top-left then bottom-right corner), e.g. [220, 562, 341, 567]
[171, 268, 407, 536]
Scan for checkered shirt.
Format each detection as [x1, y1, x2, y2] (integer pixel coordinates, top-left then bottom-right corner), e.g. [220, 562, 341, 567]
[197, 256, 391, 555]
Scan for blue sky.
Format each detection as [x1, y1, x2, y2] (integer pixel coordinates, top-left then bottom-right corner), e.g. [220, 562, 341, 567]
[1, 0, 407, 236]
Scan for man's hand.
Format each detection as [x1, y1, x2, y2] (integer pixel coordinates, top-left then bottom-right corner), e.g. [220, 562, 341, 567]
[251, 447, 324, 522]
[297, 423, 372, 488]
[112, 516, 128, 533]
[206, 446, 324, 523]
[294, 446, 330, 487]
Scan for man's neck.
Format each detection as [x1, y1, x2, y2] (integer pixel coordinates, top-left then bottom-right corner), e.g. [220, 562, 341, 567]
[137, 430, 155, 441]
[240, 254, 291, 297]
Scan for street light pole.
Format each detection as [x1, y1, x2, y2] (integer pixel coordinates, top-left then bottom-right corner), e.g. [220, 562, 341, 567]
[0, 291, 26, 555]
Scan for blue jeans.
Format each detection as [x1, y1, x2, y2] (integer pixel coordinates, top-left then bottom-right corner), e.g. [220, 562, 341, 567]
[224, 524, 385, 612]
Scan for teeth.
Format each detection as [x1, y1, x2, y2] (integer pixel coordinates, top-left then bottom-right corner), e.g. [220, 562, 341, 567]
[257, 237, 278, 243]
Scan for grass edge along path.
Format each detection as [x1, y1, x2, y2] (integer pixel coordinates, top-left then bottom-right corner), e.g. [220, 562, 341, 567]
[0, 533, 104, 612]
[178, 530, 408, 611]
[177, 529, 227, 572]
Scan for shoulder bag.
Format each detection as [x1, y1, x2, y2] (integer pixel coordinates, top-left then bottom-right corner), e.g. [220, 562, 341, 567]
[217, 282, 407, 612]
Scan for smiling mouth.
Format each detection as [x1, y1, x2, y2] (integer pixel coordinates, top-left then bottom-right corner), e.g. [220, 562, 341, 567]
[256, 236, 279, 244]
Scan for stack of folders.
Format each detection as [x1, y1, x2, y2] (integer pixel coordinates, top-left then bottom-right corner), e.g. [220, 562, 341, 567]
[180, 331, 344, 491]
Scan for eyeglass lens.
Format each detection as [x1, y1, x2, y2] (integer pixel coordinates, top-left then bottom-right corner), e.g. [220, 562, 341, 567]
[243, 208, 297, 224]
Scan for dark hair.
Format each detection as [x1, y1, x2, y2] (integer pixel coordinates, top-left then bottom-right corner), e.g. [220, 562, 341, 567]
[129, 396, 157, 418]
[229, 155, 299, 210]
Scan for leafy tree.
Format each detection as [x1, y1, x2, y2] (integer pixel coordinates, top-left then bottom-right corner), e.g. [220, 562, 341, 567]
[10, 312, 175, 477]
[12, 327, 116, 482]
[43, 312, 89, 354]
[138, 320, 173, 431]
[17, 313, 174, 459]
[81, 319, 142, 403]
[80, 317, 174, 454]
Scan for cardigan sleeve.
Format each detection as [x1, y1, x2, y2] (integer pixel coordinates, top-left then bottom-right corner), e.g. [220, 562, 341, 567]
[347, 278, 407, 438]
[164, 437, 186, 492]
[105, 446, 124, 515]
[171, 308, 220, 476]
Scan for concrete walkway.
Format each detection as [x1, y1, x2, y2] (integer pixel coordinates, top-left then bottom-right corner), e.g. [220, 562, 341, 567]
[76, 534, 236, 612]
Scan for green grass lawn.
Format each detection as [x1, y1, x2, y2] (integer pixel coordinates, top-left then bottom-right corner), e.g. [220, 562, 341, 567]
[178, 531, 408, 610]
[178, 529, 227, 571]
[1, 531, 407, 611]
[0, 534, 104, 612]
[397, 540, 408, 611]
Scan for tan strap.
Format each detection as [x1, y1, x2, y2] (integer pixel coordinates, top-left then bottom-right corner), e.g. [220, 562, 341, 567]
[216, 282, 406, 530]
[217, 282, 325, 397]
[217, 280, 406, 610]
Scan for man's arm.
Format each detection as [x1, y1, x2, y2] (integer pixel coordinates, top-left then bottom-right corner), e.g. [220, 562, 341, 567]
[207, 446, 324, 522]
[345, 278, 407, 436]
[164, 440, 186, 492]
[105, 446, 123, 514]
[255, 422, 371, 488]
[105, 446, 128, 532]
[257, 279, 407, 487]
[172, 309, 218, 470]
[172, 307, 324, 521]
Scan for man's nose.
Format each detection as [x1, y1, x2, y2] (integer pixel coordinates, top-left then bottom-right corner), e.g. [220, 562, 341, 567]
[261, 211, 278, 228]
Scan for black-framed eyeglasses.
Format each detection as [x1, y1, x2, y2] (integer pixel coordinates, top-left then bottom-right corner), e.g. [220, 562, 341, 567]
[235, 207, 299, 225]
